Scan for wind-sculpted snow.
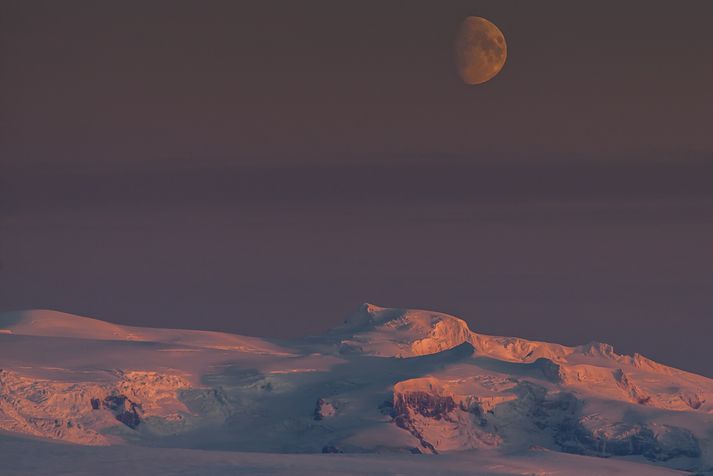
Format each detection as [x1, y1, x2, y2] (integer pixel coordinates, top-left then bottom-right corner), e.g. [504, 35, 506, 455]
[1, 304, 713, 474]
[0, 310, 293, 354]
[328, 303, 473, 357]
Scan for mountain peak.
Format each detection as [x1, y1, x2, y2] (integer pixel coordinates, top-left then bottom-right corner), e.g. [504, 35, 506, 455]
[334, 304, 473, 357]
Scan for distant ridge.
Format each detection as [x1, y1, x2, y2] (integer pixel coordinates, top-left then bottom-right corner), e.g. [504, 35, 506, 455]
[0, 309, 291, 354]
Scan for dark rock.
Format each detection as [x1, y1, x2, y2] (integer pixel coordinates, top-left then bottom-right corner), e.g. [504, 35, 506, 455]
[681, 392, 704, 410]
[533, 358, 566, 383]
[321, 445, 343, 454]
[393, 391, 455, 420]
[391, 391, 454, 454]
[613, 369, 650, 405]
[102, 395, 128, 411]
[457, 398, 487, 426]
[115, 410, 141, 429]
[102, 394, 142, 429]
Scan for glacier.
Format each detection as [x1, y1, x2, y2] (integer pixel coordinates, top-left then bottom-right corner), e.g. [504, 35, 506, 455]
[1, 304, 711, 475]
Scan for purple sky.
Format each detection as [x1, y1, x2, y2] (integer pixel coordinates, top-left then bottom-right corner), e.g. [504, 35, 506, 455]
[2, 1, 713, 375]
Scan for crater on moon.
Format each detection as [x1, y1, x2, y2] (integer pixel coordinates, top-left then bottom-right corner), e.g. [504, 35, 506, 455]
[455, 16, 507, 85]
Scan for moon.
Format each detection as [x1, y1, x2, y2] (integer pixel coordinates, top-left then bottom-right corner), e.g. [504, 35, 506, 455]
[454, 17, 507, 85]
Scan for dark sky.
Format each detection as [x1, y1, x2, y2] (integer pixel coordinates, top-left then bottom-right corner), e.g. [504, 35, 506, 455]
[2, 1, 713, 375]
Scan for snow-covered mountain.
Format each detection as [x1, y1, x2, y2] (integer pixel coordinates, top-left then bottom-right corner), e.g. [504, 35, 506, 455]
[1, 304, 711, 475]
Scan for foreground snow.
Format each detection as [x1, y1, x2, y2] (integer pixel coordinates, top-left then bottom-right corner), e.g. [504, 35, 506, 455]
[0, 433, 685, 476]
[0, 304, 711, 474]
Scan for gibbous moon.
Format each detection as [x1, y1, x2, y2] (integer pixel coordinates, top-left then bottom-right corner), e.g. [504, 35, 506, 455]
[455, 16, 507, 85]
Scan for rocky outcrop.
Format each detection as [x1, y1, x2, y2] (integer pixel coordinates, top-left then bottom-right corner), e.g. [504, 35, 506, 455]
[556, 416, 701, 461]
[391, 391, 457, 453]
[391, 380, 502, 453]
[0, 369, 192, 444]
[393, 391, 456, 421]
[579, 342, 618, 359]
[613, 369, 651, 405]
[533, 358, 567, 384]
[101, 394, 142, 429]
[0, 370, 109, 445]
[680, 391, 704, 410]
[313, 398, 337, 420]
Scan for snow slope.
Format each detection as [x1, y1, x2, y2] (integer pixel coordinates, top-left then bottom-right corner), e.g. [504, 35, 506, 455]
[0, 309, 292, 354]
[1, 304, 712, 475]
